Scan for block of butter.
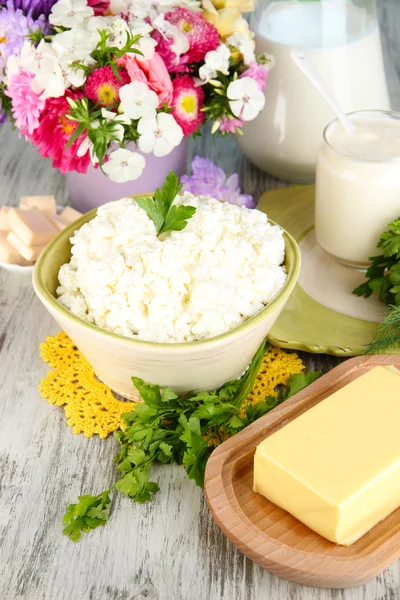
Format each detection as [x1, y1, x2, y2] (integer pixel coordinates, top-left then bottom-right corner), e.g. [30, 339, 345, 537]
[8, 207, 58, 246]
[19, 195, 56, 215]
[253, 366, 400, 546]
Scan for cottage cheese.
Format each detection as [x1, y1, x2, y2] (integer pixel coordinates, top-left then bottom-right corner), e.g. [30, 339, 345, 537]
[57, 193, 286, 343]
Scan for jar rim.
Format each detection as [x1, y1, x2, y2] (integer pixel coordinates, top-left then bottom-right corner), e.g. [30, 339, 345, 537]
[322, 110, 400, 163]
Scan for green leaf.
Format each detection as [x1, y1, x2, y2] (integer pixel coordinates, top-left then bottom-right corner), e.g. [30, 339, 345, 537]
[64, 122, 86, 151]
[62, 489, 112, 542]
[285, 371, 321, 399]
[154, 171, 182, 215]
[353, 217, 400, 306]
[135, 196, 165, 232]
[161, 387, 179, 402]
[132, 377, 162, 405]
[134, 171, 193, 237]
[158, 205, 197, 235]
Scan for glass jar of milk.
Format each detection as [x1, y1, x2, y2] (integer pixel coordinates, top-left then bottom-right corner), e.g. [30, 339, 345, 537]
[237, 0, 390, 183]
[315, 110, 400, 269]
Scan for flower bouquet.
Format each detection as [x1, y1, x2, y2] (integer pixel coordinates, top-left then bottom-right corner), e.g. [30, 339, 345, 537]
[0, 0, 273, 188]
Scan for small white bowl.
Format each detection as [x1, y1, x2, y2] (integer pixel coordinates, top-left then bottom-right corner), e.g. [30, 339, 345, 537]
[33, 201, 301, 400]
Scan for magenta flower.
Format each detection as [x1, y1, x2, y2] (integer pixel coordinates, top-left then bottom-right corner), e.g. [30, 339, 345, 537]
[171, 75, 205, 136]
[84, 65, 130, 107]
[163, 7, 220, 66]
[151, 29, 190, 74]
[86, 0, 110, 16]
[31, 91, 90, 174]
[181, 156, 255, 208]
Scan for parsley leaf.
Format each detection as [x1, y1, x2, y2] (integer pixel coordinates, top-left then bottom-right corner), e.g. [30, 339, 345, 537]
[353, 217, 400, 305]
[62, 341, 321, 541]
[63, 489, 112, 542]
[135, 171, 196, 237]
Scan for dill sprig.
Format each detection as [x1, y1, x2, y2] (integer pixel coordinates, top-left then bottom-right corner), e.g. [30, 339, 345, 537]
[366, 305, 400, 353]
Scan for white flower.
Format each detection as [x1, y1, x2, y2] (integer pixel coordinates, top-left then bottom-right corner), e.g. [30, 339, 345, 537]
[6, 53, 22, 81]
[227, 77, 265, 121]
[135, 36, 157, 62]
[52, 29, 96, 62]
[20, 40, 67, 100]
[102, 149, 146, 183]
[109, 0, 200, 18]
[199, 44, 231, 82]
[101, 108, 131, 126]
[138, 113, 183, 157]
[52, 29, 96, 87]
[226, 32, 255, 66]
[261, 52, 276, 70]
[119, 82, 159, 120]
[106, 17, 132, 50]
[49, 0, 94, 28]
[152, 13, 189, 61]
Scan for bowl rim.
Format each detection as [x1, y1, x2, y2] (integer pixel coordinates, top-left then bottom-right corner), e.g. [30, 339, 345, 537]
[33, 197, 301, 351]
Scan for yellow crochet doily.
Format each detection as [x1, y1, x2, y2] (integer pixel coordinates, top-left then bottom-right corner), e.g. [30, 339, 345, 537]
[38, 332, 304, 439]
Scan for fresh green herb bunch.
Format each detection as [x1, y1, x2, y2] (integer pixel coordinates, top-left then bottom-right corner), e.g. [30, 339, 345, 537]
[353, 218, 400, 305]
[365, 304, 400, 353]
[63, 341, 320, 541]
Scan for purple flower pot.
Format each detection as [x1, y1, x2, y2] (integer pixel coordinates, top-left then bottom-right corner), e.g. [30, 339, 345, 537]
[66, 140, 188, 212]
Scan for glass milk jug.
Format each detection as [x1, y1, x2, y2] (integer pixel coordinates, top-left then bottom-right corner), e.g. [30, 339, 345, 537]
[237, 0, 390, 183]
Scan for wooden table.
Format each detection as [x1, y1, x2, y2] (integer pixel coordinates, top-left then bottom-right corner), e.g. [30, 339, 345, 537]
[1, 2, 400, 598]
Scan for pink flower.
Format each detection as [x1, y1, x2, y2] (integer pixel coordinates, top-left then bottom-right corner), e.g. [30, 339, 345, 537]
[151, 29, 190, 74]
[164, 7, 220, 64]
[117, 53, 173, 107]
[84, 65, 130, 107]
[6, 71, 45, 137]
[171, 75, 204, 136]
[87, 0, 110, 15]
[219, 115, 244, 133]
[240, 62, 269, 91]
[31, 91, 90, 174]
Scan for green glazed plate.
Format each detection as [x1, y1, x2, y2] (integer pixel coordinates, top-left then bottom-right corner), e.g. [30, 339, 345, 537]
[258, 185, 398, 356]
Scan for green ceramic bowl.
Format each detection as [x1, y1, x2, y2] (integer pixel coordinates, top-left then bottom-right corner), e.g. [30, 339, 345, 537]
[33, 203, 301, 400]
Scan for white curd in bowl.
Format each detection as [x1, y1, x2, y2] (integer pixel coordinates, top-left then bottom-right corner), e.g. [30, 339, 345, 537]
[315, 110, 400, 268]
[57, 193, 287, 343]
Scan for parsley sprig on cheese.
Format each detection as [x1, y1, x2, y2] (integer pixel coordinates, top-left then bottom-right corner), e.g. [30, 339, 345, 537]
[62, 341, 320, 542]
[135, 171, 196, 236]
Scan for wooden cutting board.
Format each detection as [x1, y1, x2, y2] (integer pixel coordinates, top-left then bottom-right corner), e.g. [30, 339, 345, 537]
[204, 355, 400, 589]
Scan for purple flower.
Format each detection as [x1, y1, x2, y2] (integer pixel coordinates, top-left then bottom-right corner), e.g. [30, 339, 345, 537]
[0, 100, 8, 123]
[7, 0, 57, 19]
[0, 0, 47, 81]
[0, 0, 56, 18]
[181, 156, 255, 209]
